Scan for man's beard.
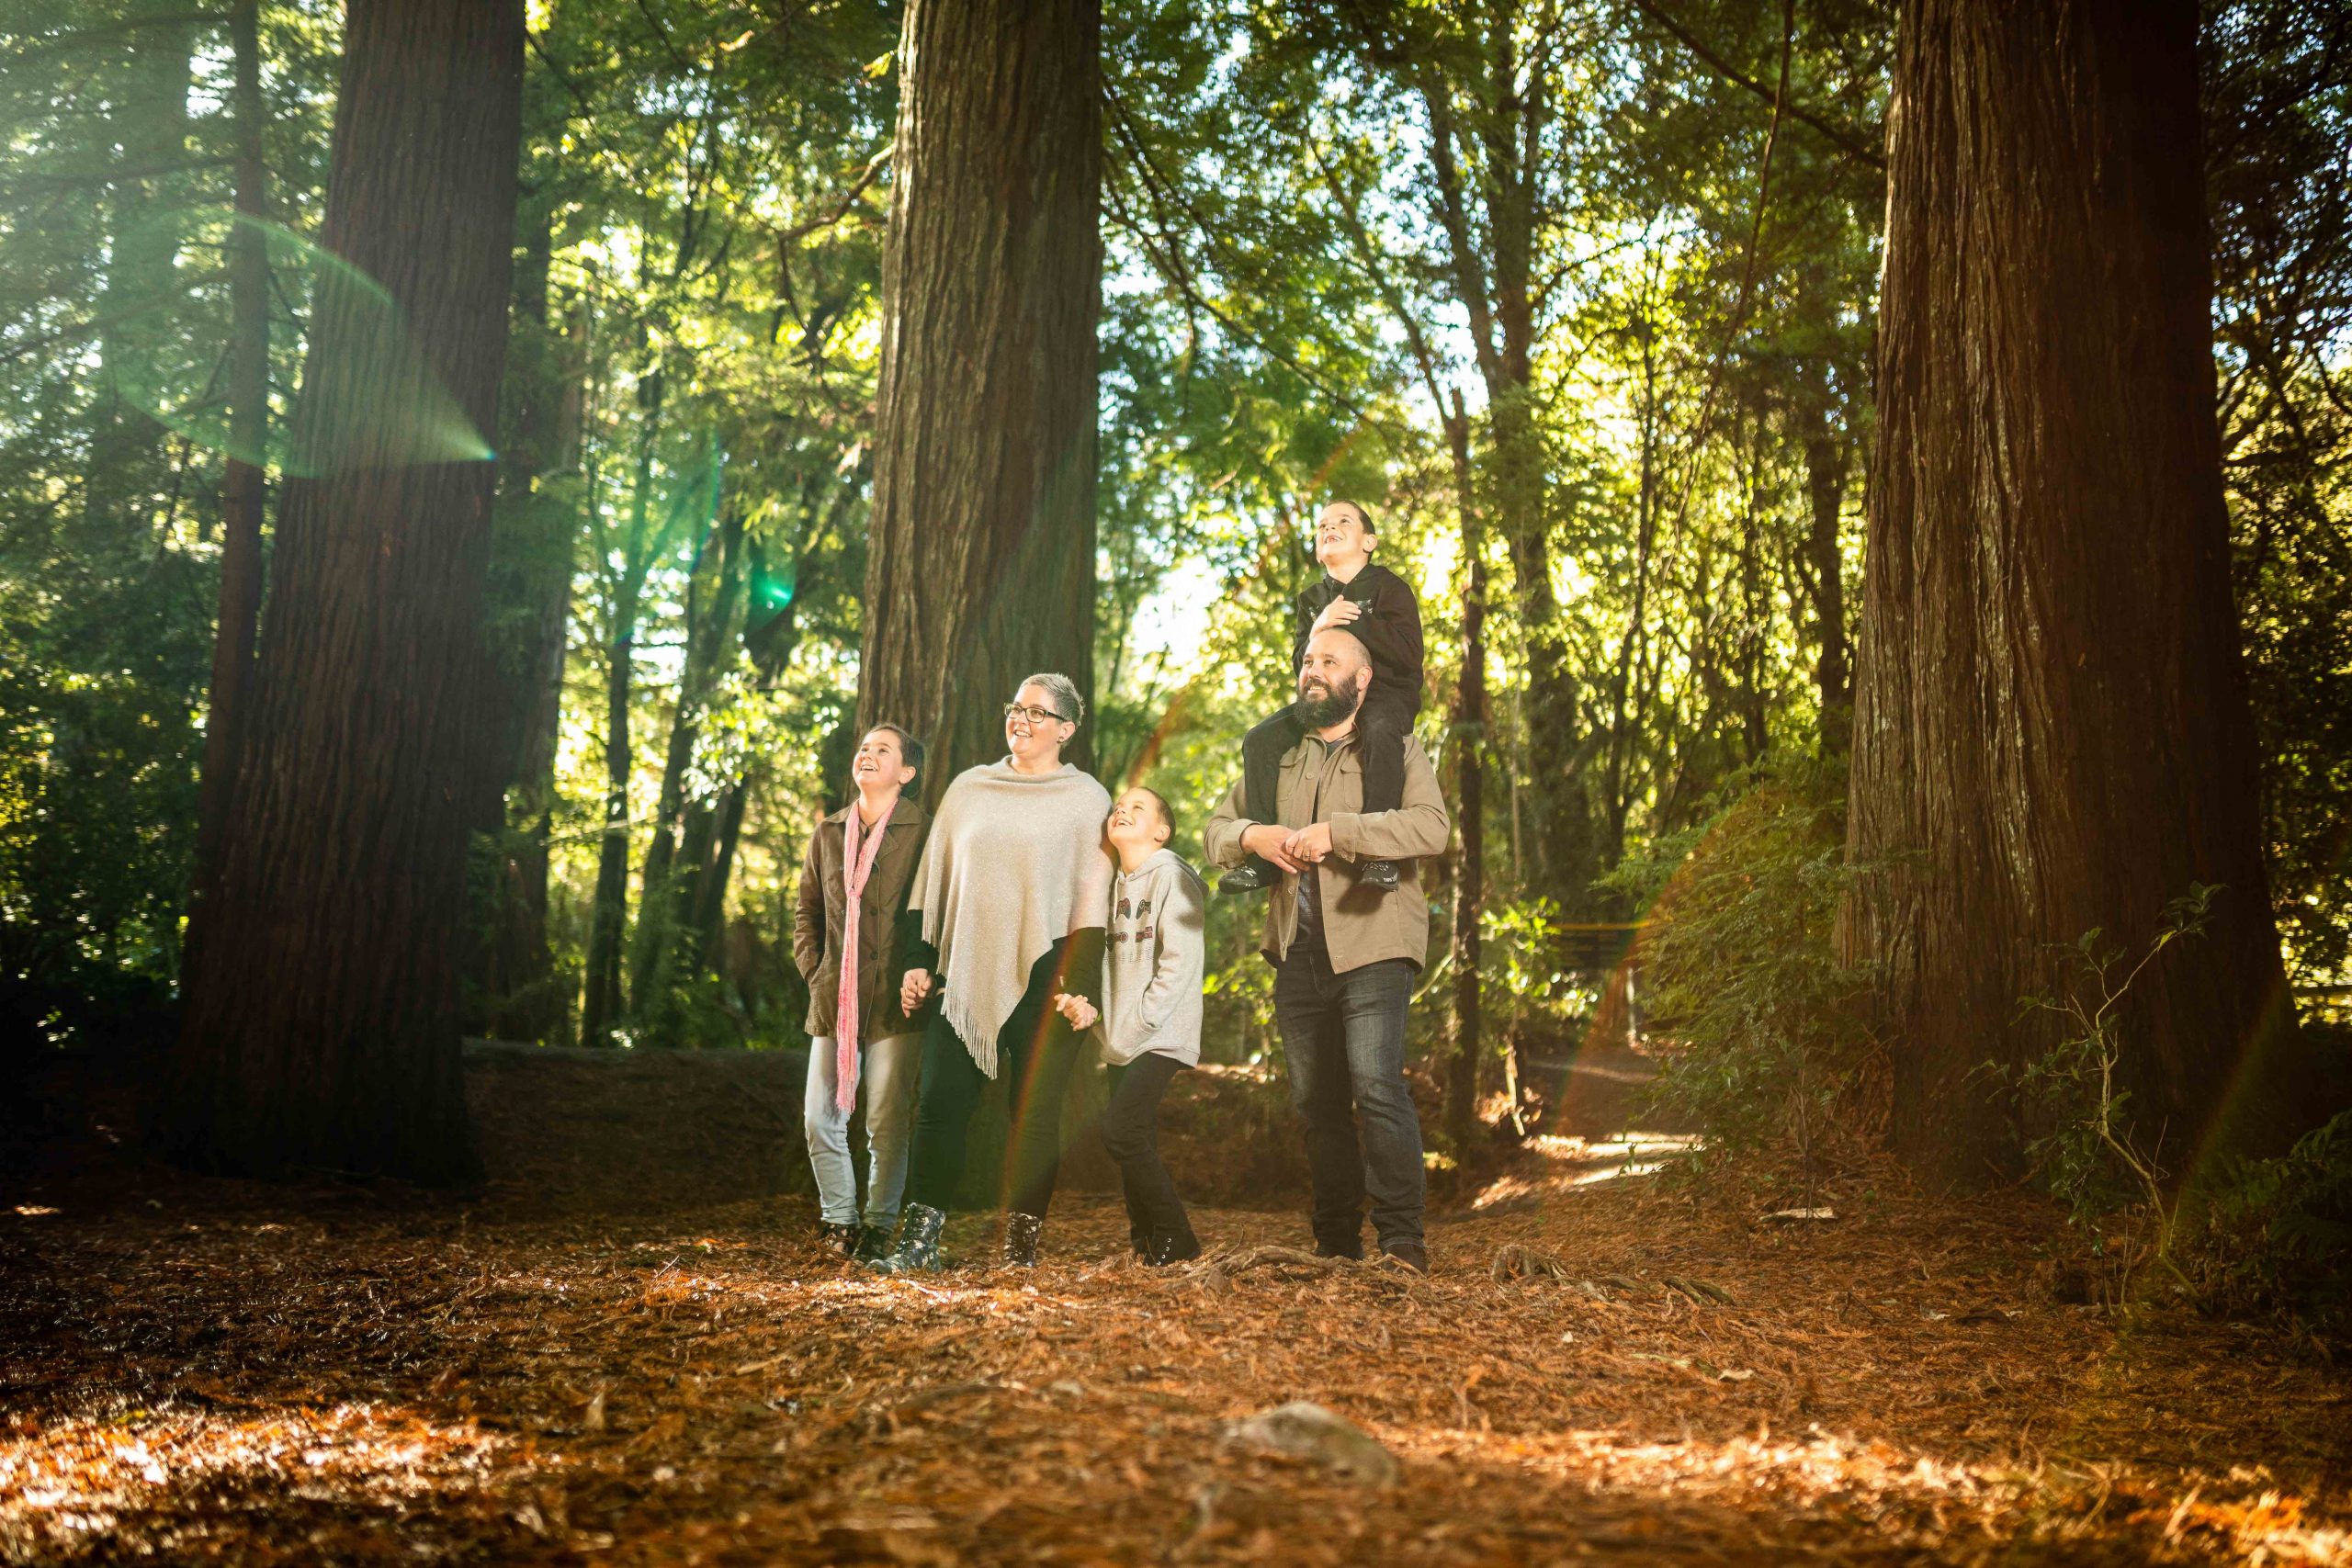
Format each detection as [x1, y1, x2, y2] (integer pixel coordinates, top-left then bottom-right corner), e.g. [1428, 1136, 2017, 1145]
[1293, 667, 1366, 730]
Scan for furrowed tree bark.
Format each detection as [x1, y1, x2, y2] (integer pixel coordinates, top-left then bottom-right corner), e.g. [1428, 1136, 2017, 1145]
[1844, 0, 2309, 1185]
[857, 0, 1101, 786]
[189, 0, 266, 926]
[164, 0, 526, 1181]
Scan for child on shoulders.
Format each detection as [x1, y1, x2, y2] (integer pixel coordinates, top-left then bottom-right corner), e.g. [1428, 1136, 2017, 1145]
[1219, 500, 1424, 896]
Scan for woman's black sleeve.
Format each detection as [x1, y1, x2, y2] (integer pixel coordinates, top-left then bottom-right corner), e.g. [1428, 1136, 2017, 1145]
[1059, 926, 1106, 1013]
[898, 909, 936, 976]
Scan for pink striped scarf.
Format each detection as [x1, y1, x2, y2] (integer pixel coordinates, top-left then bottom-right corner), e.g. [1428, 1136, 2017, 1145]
[833, 798, 894, 1112]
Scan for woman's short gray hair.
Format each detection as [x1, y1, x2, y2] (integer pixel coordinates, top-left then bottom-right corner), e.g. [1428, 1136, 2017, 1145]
[1017, 671, 1084, 728]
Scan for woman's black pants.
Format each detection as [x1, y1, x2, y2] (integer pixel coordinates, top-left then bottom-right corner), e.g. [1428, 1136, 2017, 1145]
[903, 941, 1083, 1218]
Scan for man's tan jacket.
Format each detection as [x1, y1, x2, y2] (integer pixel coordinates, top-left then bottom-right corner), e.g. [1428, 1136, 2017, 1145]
[1204, 724, 1451, 974]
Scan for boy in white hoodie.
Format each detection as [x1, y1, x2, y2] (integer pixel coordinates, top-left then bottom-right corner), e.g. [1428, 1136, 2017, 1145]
[1057, 786, 1205, 1264]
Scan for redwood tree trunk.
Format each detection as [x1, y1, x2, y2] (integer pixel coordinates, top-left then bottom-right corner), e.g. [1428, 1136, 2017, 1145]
[190, 0, 267, 921]
[1844, 0, 2304, 1185]
[857, 0, 1100, 784]
[580, 369, 669, 1047]
[1798, 392, 1851, 747]
[470, 130, 579, 1043]
[164, 0, 526, 1181]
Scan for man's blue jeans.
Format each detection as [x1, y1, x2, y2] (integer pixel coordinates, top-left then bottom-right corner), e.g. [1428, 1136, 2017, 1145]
[1272, 948, 1425, 1254]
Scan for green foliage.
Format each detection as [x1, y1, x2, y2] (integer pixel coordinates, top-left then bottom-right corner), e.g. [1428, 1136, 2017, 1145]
[1596, 760, 1875, 1182]
[1986, 887, 2216, 1235]
[2188, 1108, 2352, 1328]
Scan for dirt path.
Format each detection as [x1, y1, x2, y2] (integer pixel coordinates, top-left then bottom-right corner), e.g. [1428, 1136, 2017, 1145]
[4, 1127, 2348, 1566]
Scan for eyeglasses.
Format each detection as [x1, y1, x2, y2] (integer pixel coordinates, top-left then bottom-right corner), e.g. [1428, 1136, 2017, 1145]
[1002, 702, 1069, 726]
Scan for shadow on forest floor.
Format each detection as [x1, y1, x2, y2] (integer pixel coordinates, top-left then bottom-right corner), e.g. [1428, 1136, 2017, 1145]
[3, 1045, 2349, 1565]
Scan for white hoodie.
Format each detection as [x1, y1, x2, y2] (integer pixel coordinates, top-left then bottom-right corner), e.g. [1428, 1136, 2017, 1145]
[1097, 848, 1206, 1066]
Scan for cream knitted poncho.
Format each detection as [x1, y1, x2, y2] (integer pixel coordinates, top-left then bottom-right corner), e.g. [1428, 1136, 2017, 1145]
[907, 760, 1114, 1077]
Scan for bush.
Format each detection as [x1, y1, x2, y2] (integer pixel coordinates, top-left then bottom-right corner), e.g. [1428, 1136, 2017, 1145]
[1596, 759, 1879, 1190]
[2187, 1109, 2352, 1329]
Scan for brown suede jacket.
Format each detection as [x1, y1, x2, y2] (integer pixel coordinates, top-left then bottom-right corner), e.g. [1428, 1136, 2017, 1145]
[792, 795, 930, 1043]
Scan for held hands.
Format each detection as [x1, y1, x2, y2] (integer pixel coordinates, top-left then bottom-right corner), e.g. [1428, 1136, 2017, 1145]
[899, 968, 933, 1014]
[1238, 821, 1337, 873]
[1281, 821, 1336, 866]
[1240, 823, 1306, 874]
[1052, 993, 1099, 1031]
[1312, 597, 1363, 634]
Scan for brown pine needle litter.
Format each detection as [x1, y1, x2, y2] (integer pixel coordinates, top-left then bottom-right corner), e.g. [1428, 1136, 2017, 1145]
[4, 1066, 2350, 1564]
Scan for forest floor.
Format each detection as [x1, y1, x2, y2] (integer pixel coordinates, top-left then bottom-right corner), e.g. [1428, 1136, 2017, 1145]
[3, 1045, 2349, 1566]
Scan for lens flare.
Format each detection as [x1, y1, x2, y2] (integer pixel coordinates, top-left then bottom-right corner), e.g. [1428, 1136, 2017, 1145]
[107, 208, 492, 476]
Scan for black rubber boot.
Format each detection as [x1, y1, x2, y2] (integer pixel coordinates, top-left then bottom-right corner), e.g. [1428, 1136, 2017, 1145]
[1217, 860, 1274, 895]
[1146, 1226, 1204, 1267]
[1001, 1212, 1045, 1268]
[817, 1221, 859, 1258]
[852, 1223, 894, 1264]
[1358, 859, 1401, 891]
[869, 1202, 946, 1275]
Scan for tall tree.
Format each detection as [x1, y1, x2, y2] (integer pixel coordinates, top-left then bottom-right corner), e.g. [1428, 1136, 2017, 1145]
[470, 23, 590, 1044]
[190, 0, 268, 917]
[1382, 5, 1596, 906]
[579, 366, 674, 1048]
[857, 0, 1102, 782]
[163, 0, 527, 1180]
[1843, 0, 2307, 1184]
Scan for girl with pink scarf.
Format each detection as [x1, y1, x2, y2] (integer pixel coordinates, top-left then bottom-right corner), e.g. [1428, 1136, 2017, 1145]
[792, 725, 932, 1261]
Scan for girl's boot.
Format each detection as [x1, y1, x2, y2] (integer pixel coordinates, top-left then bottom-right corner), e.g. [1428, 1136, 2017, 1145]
[868, 1202, 946, 1275]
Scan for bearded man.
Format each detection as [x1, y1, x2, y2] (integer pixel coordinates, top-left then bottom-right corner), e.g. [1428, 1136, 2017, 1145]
[1204, 626, 1451, 1270]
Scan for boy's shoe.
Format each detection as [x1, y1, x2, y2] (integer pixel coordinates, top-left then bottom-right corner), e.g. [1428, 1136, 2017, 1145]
[1314, 1235, 1365, 1261]
[817, 1221, 860, 1258]
[1217, 861, 1273, 895]
[852, 1224, 895, 1264]
[1358, 859, 1401, 891]
[1146, 1227, 1204, 1267]
[1380, 1240, 1429, 1274]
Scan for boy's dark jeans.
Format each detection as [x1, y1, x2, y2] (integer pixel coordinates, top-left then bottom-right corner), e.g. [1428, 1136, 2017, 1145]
[904, 941, 1083, 1218]
[1101, 1053, 1195, 1251]
[1238, 687, 1419, 834]
[1271, 947, 1425, 1254]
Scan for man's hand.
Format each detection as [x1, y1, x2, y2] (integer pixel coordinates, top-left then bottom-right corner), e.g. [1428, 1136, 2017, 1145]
[899, 968, 933, 1013]
[1312, 596, 1363, 634]
[1283, 821, 1337, 865]
[1052, 993, 1099, 1031]
[1241, 823, 1306, 873]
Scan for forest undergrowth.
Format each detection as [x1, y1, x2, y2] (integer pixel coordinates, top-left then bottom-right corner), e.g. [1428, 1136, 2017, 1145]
[4, 1053, 2349, 1567]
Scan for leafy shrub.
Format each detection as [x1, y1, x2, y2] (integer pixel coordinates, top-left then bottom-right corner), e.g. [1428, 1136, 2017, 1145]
[2187, 1109, 2352, 1328]
[1596, 760, 1878, 1188]
[1978, 889, 2214, 1303]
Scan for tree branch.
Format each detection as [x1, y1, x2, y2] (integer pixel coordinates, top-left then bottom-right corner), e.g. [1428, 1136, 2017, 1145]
[1624, 0, 1885, 171]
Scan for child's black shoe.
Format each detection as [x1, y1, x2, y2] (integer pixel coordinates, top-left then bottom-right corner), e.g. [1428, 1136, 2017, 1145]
[1217, 860, 1273, 895]
[1358, 859, 1400, 891]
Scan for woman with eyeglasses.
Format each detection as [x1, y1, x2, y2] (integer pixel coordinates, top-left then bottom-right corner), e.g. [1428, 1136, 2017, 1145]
[869, 672, 1114, 1273]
